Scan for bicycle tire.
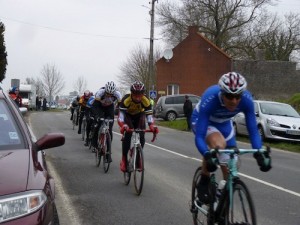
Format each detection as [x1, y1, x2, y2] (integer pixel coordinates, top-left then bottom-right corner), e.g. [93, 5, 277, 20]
[223, 179, 256, 225]
[72, 111, 77, 130]
[191, 167, 210, 225]
[103, 132, 111, 173]
[133, 145, 144, 196]
[124, 148, 133, 185]
[82, 117, 86, 141]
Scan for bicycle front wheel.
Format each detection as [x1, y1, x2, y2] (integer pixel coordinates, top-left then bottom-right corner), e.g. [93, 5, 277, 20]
[103, 133, 111, 173]
[133, 145, 144, 196]
[191, 167, 210, 225]
[72, 113, 76, 130]
[224, 179, 256, 225]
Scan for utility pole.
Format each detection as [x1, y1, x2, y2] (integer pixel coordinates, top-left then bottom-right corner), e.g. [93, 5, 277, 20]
[148, 0, 158, 97]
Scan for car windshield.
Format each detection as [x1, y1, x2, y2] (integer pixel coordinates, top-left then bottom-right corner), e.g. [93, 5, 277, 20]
[0, 100, 25, 150]
[259, 102, 300, 117]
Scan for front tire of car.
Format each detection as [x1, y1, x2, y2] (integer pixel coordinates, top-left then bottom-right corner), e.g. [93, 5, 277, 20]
[165, 111, 176, 121]
[53, 204, 60, 225]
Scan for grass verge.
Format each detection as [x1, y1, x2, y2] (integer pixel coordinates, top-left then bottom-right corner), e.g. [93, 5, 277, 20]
[156, 119, 300, 153]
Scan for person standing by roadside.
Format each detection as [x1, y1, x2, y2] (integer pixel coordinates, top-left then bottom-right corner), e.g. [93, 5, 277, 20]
[42, 98, 47, 111]
[9, 86, 22, 107]
[183, 95, 193, 131]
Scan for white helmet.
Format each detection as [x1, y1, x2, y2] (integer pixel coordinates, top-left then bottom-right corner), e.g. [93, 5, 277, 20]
[218, 72, 247, 94]
[105, 81, 116, 94]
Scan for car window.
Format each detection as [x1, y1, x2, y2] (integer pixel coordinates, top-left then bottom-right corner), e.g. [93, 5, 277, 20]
[165, 97, 174, 104]
[173, 96, 185, 104]
[0, 100, 25, 150]
[260, 102, 300, 117]
[254, 102, 258, 114]
[190, 96, 200, 103]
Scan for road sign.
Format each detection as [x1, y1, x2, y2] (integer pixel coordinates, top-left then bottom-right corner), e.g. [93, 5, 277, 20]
[149, 90, 157, 99]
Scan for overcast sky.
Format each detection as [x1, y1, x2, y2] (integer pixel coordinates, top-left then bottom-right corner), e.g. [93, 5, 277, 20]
[0, 0, 299, 95]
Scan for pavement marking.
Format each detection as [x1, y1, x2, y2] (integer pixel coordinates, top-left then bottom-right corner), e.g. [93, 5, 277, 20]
[143, 137, 300, 198]
[48, 162, 82, 225]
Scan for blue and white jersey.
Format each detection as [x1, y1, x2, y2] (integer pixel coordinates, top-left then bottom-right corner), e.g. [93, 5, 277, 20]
[194, 85, 262, 155]
[86, 96, 95, 108]
[94, 88, 122, 107]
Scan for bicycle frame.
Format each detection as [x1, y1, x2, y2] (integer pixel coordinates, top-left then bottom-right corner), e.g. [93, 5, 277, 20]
[194, 148, 268, 220]
[98, 118, 113, 149]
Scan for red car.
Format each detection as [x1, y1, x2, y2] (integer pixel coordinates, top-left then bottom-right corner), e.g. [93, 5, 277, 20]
[0, 89, 65, 224]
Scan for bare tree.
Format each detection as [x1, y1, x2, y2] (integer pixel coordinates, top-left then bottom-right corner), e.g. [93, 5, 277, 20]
[40, 64, 65, 102]
[156, 0, 275, 57]
[0, 21, 7, 83]
[73, 75, 87, 95]
[118, 44, 161, 92]
[256, 13, 300, 61]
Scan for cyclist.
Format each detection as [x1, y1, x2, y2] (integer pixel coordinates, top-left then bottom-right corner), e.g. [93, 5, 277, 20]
[77, 90, 91, 134]
[117, 81, 159, 172]
[84, 94, 95, 146]
[193, 72, 272, 204]
[90, 81, 122, 158]
[70, 95, 80, 121]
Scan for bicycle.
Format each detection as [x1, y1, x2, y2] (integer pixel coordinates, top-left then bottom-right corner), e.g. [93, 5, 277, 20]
[122, 128, 157, 196]
[190, 147, 271, 225]
[81, 114, 86, 141]
[94, 118, 114, 173]
[72, 106, 79, 130]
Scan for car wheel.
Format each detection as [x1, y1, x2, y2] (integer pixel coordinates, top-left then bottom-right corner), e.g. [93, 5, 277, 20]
[166, 111, 176, 121]
[53, 204, 60, 225]
[258, 125, 265, 141]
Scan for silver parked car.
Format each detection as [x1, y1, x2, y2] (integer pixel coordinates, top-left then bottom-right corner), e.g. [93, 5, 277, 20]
[233, 100, 300, 142]
[154, 94, 200, 121]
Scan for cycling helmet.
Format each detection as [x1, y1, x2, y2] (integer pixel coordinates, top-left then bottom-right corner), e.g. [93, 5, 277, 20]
[130, 81, 145, 94]
[76, 95, 80, 101]
[105, 81, 116, 94]
[218, 72, 247, 94]
[84, 90, 91, 99]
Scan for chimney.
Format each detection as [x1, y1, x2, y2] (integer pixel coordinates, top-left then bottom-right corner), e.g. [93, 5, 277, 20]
[188, 26, 199, 35]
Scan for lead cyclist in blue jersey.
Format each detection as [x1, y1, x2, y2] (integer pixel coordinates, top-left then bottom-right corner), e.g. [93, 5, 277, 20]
[192, 72, 272, 204]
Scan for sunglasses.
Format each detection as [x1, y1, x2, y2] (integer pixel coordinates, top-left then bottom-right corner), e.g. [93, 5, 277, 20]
[223, 93, 242, 100]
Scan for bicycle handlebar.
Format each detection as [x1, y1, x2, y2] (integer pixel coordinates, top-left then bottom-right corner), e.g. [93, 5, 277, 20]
[121, 128, 158, 142]
[210, 146, 271, 155]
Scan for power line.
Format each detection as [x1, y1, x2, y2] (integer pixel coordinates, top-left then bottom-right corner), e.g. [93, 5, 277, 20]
[0, 16, 158, 40]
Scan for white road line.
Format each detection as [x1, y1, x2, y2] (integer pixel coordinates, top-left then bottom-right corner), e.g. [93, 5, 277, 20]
[47, 162, 82, 225]
[143, 136, 300, 198]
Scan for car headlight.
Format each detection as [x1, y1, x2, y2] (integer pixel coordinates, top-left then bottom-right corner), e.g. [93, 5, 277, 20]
[0, 190, 47, 223]
[266, 118, 280, 127]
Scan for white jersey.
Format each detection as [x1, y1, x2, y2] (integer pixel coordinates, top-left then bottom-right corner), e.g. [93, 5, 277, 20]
[94, 88, 122, 106]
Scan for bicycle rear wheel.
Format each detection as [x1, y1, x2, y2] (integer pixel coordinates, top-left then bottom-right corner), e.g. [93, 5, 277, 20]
[82, 118, 86, 141]
[133, 145, 144, 196]
[124, 148, 133, 185]
[103, 133, 111, 173]
[72, 112, 77, 130]
[191, 167, 210, 225]
[95, 147, 102, 167]
[224, 179, 256, 225]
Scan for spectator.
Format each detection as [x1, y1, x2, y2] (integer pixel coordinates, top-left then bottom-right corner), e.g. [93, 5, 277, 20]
[183, 95, 193, 131]
[42, 98, 47, 111]
[9, 86, 22, 107]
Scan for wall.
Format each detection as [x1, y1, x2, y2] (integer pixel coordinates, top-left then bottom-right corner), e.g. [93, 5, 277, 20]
[233, 60, 300, 100]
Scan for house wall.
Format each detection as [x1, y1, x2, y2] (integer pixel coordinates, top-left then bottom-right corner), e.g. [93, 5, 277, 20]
[233, 60, 300, 100]
[156, 26, 231, 97]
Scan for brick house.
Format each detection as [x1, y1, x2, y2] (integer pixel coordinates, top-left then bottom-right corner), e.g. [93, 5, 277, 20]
[155, 26, 232, 97]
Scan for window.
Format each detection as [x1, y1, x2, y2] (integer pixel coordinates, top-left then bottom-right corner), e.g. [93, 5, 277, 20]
[0, 101, 25, 149]
[167, 84, 179, 95]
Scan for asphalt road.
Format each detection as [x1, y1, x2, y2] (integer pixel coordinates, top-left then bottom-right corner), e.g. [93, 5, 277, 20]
[27, 111, 300, 225]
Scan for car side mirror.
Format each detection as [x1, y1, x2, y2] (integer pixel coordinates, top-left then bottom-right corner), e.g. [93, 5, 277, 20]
[35, 133, 65, 151]
[255, 112, 259, 117]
